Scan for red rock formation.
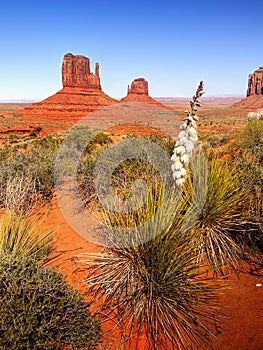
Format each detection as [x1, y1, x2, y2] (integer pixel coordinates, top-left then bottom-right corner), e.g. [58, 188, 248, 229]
[247, 66, 263, 96]
[21, 53, 117, 118]
[0, 125, 42, 134]
[121, 78, 170, 109]
[62, 53, 101, 90]
[127, 78, 148, 95]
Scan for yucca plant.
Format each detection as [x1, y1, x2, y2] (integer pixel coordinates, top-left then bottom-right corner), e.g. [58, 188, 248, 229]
[0, 214, 53, 261]
[184, 154, 252, 273]
[82, 185, 221, 350]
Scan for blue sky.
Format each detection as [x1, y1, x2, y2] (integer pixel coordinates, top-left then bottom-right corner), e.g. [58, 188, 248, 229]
[0, 0, 262, 100]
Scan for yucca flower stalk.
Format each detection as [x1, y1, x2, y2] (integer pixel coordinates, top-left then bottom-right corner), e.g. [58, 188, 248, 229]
[171, 81, 204, 186]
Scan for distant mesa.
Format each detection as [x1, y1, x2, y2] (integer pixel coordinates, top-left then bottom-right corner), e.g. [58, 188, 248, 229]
[247, 66, 263, 97]
[21, 53, 118, 118]
[121, 78, 169, 109]
[232, 65, 263, 110]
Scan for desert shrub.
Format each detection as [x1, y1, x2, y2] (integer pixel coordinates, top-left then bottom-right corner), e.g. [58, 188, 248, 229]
[77, 153, 98, 206]
[233, 153, 263, 255]
[0, 145, 14, 162]
[77, 135, 170, 209]
[202, 133, 230, 148]
[83, 185, 220, 350]
[238, 119, 263, 162]
[0, 254, 100, 350]
[0, 135, 62, 204]
[91, 131, 113, 146]
[0, 214, 53, 261]
[228, 120, 263, 255]
[3, 173, 38, 216]
[145, 134, 176, 156]
[184, 154, 252, 272]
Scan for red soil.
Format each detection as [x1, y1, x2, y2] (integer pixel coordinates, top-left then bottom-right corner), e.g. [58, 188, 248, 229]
[42, 196, 263, 350]
[107, 123, 168, 137]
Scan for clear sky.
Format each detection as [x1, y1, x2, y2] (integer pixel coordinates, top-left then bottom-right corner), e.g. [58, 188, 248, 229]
[0, 0, 262, 100]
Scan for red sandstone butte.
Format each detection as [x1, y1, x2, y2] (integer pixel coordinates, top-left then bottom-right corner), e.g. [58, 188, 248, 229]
[128, 78, 149, 95]
[21, 53, 118, 118]
[62, 53, 101, 90]
[247, 66, 263, 96]
[121, 78, 170, 109]
[232, 65, 263, 110]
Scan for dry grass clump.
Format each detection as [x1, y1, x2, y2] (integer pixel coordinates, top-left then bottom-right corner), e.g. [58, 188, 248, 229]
[3, 174, 38, 217]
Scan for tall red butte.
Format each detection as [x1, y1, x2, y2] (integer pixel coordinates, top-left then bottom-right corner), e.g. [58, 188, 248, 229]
[21, 53, 118, 118]
[232, 65, 263, 110]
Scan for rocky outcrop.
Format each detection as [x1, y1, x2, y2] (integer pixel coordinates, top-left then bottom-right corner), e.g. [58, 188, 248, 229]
[21, 53, 117, 118]
[127, 78, 148, 95]
[247, 66, 263, 96]
[62, 53, 101, 90]
[0, 125, 42, 134]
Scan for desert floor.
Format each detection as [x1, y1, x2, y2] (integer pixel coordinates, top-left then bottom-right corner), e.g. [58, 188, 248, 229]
[0, 99, 262, 349]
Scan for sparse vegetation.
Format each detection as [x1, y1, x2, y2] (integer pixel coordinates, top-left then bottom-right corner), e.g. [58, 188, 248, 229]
[83, 185, 220, 350]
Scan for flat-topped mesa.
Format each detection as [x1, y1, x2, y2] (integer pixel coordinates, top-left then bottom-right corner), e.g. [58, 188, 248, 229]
[127, 78, 149, 95]
[247, 66, 263, 96]
[62, 53, 101, 90]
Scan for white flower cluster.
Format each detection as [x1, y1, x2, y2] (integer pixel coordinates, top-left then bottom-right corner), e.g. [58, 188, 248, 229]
[247, 110, 263, 121]
[171, 114, 199, 187]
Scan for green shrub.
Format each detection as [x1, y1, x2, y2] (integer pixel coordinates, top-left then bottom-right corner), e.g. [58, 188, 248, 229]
[91, 131, 113, 146]
[234, 154, 263, 255]
[0, 254, 100, 350]
[0, 135, 61, 203]
[238, 119, 263, 162]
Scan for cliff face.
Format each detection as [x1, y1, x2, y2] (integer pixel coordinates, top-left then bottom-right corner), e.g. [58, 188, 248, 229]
[247, 66, 263, 96]
[127, 78, 148, 95]
[62, 53, 101, 90]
